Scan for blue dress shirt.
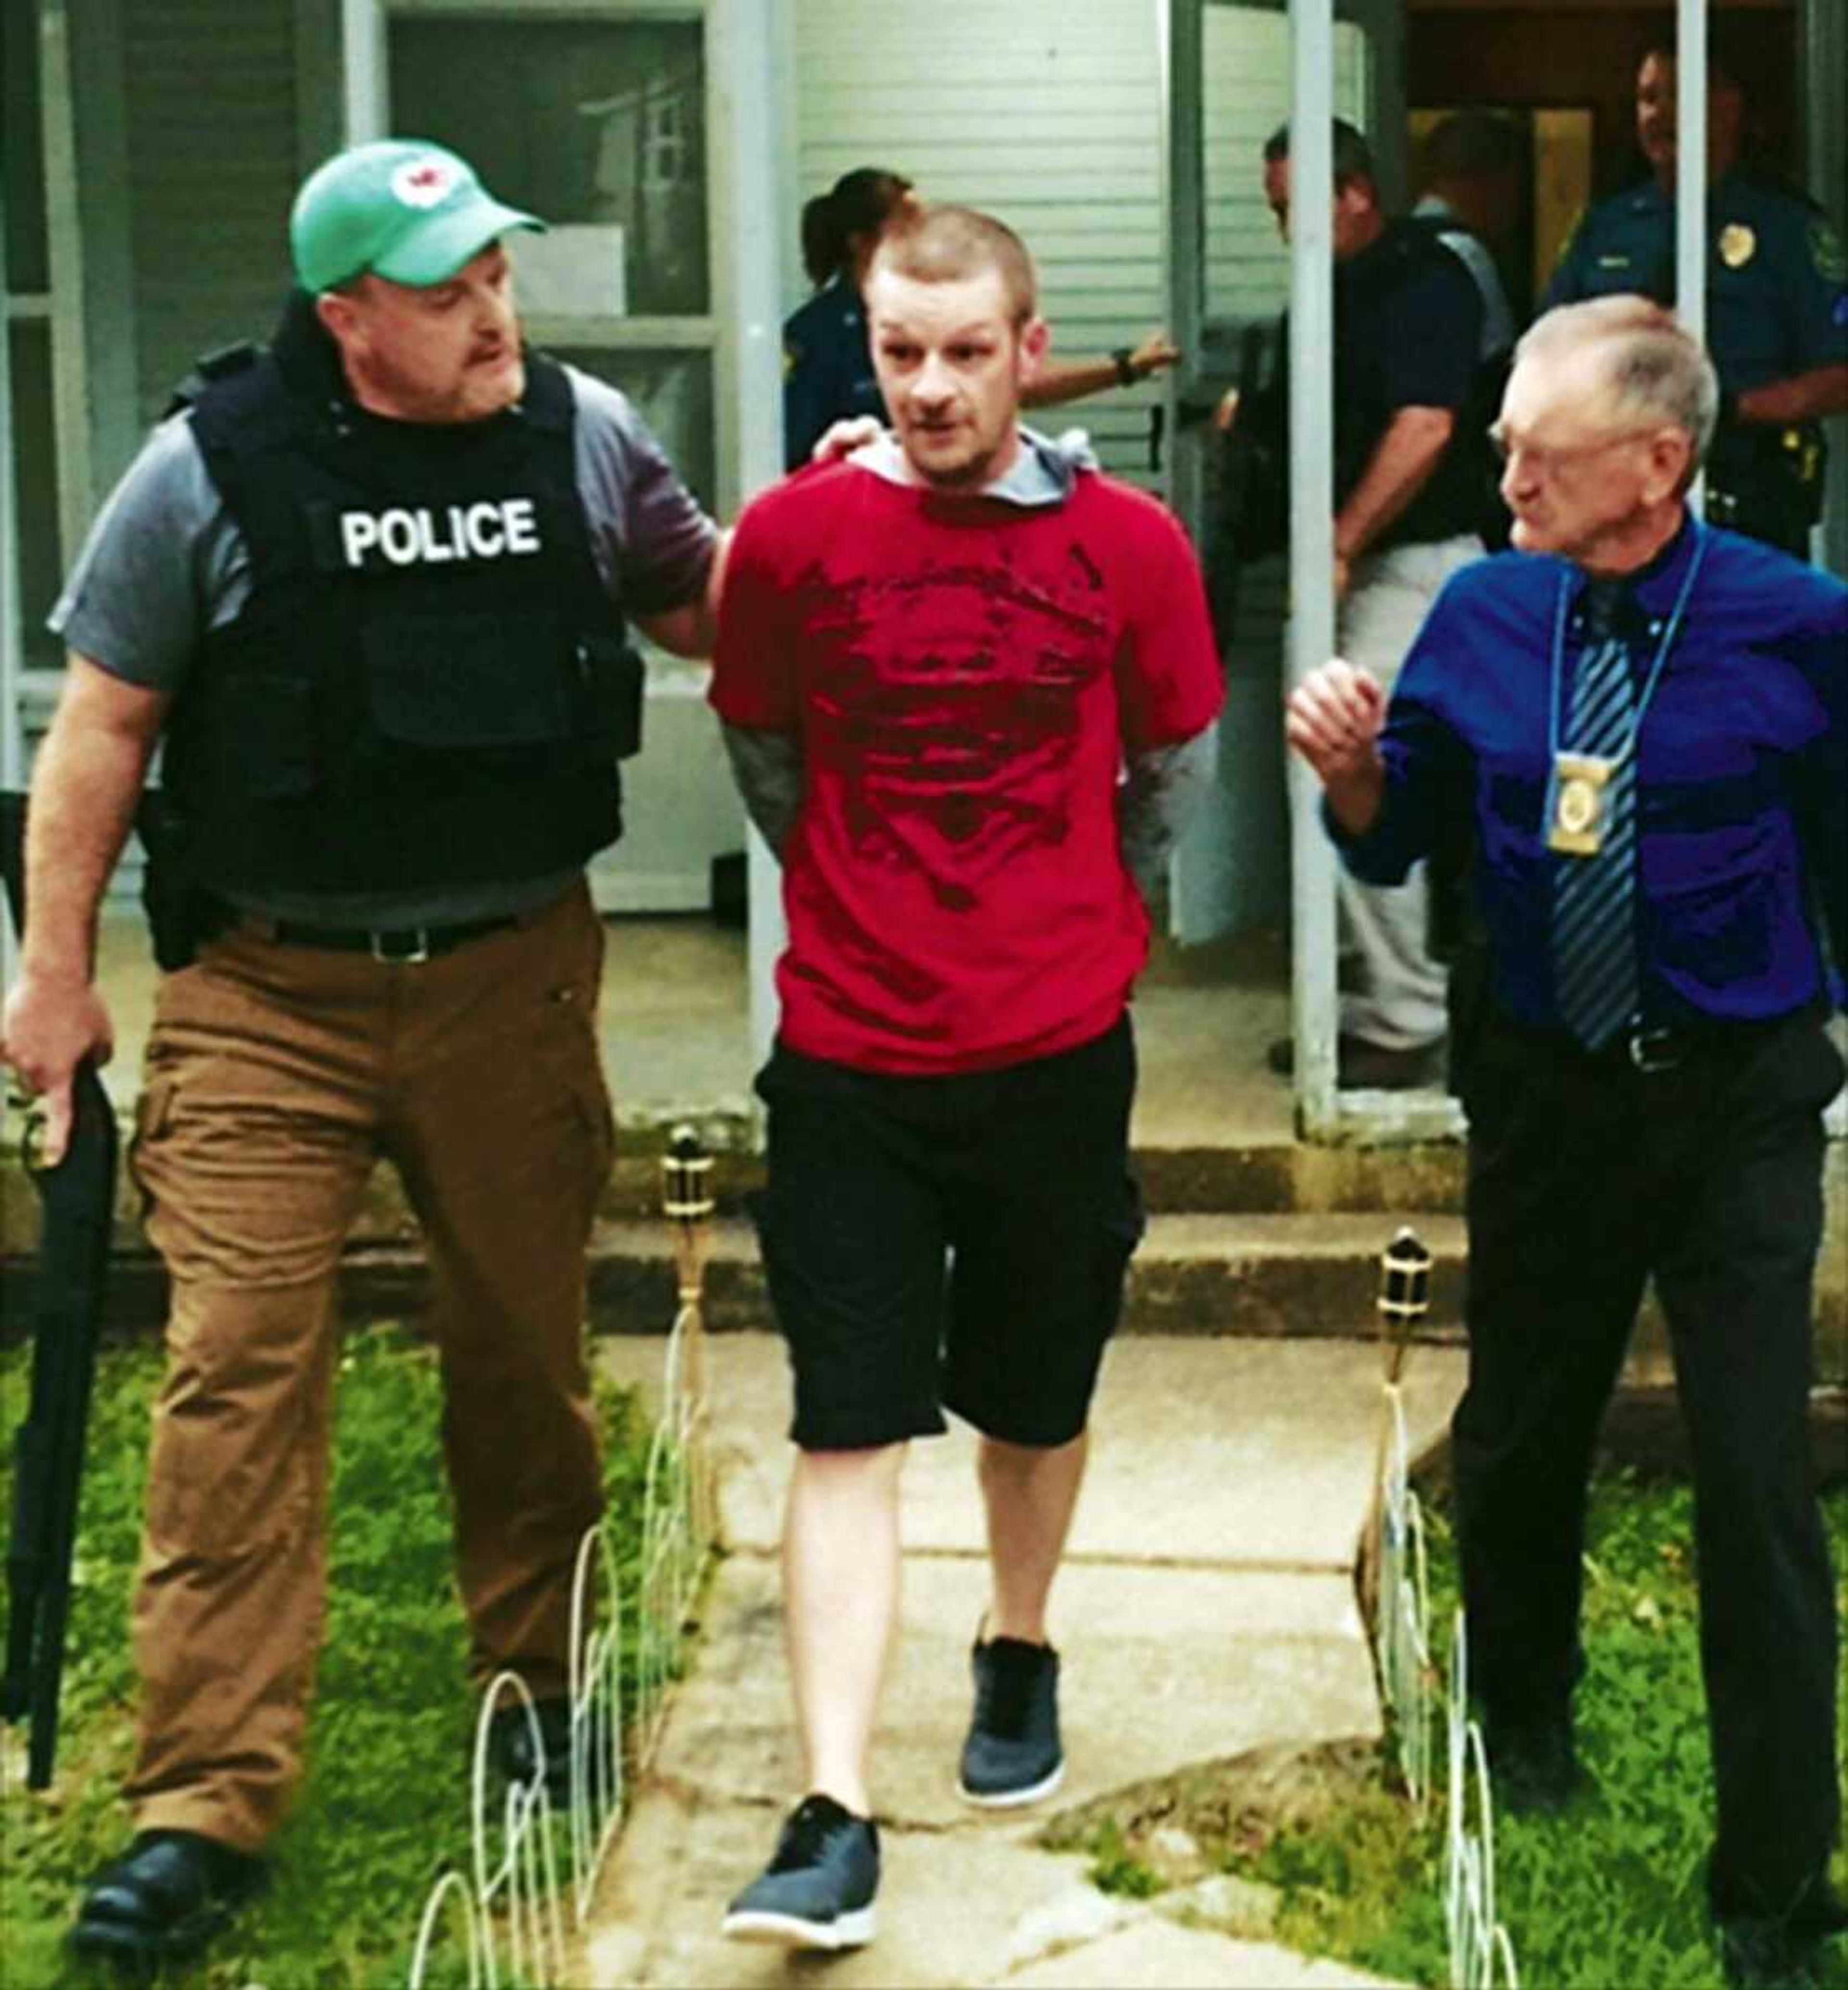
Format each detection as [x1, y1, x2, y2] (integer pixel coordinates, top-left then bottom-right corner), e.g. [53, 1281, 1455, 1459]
[1335, 520, 1848, 1029]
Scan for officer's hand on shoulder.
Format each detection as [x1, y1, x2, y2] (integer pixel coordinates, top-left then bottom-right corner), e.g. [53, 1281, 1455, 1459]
[810, 416, 884, 465]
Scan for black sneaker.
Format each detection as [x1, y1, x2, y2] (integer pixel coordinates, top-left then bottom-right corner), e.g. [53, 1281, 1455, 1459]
[1483, 1710, 1584, 1815]
[722, 1794, 879, 1950]
[69, 1829, 269, 1970]
[958, 1634, 1064, 1807]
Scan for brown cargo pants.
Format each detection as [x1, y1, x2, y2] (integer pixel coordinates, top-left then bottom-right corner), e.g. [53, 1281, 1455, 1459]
[123, 883, 613, 1850]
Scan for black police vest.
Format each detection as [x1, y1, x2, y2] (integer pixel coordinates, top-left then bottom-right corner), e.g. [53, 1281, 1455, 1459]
[163, 293, 632, 896]
[1333, 219, 1485, 549]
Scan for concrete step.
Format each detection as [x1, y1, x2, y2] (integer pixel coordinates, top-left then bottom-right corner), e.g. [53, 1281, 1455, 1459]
[13, 1211, 1470, 1345]
[583, 1212, 1472, 1344]
[0, 1108, 1473, 1265]
[597, 1332, 1467, 1571]
[17, 1198, 1848, 1398]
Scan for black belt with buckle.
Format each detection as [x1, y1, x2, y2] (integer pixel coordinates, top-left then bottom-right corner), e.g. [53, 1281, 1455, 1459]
[1619, 1024, 1690, 1074]
[1604, 1007, 1812, 1076]
[1490, 1003, 1812, 1078]
[263, 914, 520, 963]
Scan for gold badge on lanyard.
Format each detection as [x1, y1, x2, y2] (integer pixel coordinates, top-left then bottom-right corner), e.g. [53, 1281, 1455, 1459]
[1548, 753, 1616, 856]
[1718, 222, 1756, 269]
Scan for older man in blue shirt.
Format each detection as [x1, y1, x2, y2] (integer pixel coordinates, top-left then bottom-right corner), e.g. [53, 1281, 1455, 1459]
[1289, 295, 1845, 1990]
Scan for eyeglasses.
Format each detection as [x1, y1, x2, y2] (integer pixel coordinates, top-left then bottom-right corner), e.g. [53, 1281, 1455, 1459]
[1487, 426, 1661, 479]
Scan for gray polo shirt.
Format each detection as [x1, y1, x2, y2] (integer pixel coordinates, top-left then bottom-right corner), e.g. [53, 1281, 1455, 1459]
[52, 365, 718, 927]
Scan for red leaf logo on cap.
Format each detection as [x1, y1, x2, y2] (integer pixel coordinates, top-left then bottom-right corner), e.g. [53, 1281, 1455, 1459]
[391, 157, 457, 209]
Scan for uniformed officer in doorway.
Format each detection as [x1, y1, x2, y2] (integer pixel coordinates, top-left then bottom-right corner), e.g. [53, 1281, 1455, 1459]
[1542, 36, 1848, 556]
[0, 139, 722, 1969]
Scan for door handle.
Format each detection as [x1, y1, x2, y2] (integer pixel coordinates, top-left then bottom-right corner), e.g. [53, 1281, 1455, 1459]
[1148, 404, 1166, 474]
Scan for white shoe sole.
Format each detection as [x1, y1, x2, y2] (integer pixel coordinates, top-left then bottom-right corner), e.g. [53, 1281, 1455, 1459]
[957, 1758, 1065, 1809]
[721, 1904, 877, 1950]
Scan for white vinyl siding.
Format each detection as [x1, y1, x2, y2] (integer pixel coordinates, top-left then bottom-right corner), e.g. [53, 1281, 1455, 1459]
[794, 0, 1166, 486]
[793, 1, 1366, 489]
[1202, 8, 1370, 324]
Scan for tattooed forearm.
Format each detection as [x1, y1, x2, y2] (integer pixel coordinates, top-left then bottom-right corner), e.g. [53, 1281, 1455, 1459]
[1118, 727, 1217, 898]
[720, 723, 804, 860]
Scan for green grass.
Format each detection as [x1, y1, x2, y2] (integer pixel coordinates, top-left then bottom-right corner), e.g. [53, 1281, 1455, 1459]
[0, 1328, 664, 1989]
[1088, 1817, 1165, 1900]
[1249, 1478, 1848, 1990]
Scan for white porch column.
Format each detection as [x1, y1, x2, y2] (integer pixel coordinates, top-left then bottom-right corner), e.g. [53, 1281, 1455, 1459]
[711, 0, 793, 1071]
[1, 186, 19, 807]
[340, 0, 386, 142]
[1286, 0, 1340, 1136]
[1803, 0, 1846, 578]
[1676, 0, 1707, 516]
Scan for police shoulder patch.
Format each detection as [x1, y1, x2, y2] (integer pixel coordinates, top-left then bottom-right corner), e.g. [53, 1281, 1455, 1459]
[1809, 217, 1848, 285]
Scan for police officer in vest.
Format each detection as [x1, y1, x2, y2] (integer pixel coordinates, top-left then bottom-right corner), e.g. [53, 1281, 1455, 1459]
[0, 140, 721, 1968]
[1248, 120, 1488, 1092]
[1543, 36, 1848, 557]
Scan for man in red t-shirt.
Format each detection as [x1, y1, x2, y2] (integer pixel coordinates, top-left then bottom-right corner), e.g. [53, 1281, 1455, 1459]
[711, 204, 1222, 1952]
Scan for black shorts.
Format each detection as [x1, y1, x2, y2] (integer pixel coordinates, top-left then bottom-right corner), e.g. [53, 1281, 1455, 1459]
[752, 1016, 1144, 1452]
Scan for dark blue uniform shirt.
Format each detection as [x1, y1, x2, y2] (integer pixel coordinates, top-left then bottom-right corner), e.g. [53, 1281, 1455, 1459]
[1542, 171, 1848, 394]
[1335, 521, 1848, 1028]
[1334, 218, 1485, 549]
[783, 277, 886, 472]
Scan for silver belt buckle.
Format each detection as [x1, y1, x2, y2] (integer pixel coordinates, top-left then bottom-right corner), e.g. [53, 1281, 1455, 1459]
[370, 927, 432, 964]
[1628, 1026, 1680, 1073]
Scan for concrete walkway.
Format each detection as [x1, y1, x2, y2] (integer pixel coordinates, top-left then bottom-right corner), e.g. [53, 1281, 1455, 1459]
[579, 1330, 1466, 1989]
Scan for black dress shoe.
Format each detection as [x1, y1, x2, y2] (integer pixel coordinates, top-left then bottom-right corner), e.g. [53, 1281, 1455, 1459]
[486, 1697, 575, 1808]
[70, 1829, 268, 1970]
[1483, 1711, 1585, 1815]
[1265, 1033, 1446, 1091]
[1790, 1879, 1848, 1939]
[1719, 1916, 1825, 1990]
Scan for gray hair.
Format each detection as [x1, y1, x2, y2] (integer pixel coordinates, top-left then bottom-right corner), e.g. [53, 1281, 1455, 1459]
[1516, 296, 1719, 476]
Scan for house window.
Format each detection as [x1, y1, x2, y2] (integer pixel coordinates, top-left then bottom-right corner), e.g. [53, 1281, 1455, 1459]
[4, 0, 62, 676]
[388, 16, 709, 318]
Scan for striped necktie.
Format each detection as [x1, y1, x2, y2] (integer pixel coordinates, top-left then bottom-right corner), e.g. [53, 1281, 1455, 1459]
[1553, 585, 1639, 1051]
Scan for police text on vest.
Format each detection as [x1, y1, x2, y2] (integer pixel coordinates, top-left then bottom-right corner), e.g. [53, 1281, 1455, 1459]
[338, 499, 542, 570]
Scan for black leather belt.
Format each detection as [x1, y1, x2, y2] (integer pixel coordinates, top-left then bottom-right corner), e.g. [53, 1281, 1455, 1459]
[260, 914, 520, 963]
[1600, 1004, 1821, 1075]
[1608, 1023, 1706, 1075]
[1491, 1004, 1816, 1077]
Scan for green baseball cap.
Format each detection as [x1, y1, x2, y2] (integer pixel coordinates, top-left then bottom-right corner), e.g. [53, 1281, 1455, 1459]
[290, 139, 544, 293]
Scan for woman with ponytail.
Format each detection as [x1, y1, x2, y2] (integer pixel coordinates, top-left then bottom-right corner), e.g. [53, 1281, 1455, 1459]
[783, 169, 918, 470]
